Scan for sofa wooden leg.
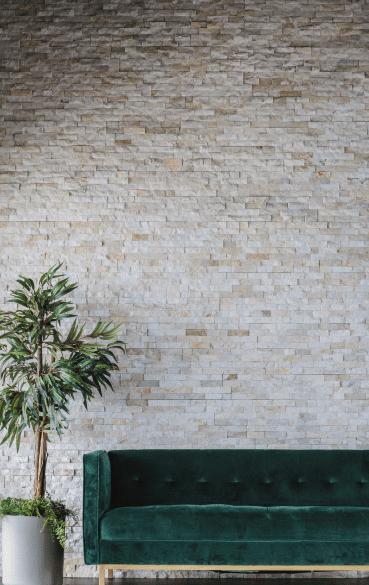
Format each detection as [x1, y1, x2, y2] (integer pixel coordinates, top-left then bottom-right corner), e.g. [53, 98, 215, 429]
[107, 569, 113, 579]
[99, 565, 105, 585]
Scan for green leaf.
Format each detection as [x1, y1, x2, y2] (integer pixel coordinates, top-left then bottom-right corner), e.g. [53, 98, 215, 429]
[15, 424, 26, 452]
[56, 282, 77, 295]
[16, 277, 35, 291]
[65, 319, 78, 344]
[88, 321, 105, 338]
[51, 278, 69, 298]
[39, 263, 64, 286]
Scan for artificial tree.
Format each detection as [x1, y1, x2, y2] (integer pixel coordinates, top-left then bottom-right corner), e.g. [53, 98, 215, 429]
[0, 264, 126, 499]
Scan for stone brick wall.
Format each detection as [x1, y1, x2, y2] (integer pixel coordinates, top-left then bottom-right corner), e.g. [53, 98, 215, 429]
[1, 0, 369, 579]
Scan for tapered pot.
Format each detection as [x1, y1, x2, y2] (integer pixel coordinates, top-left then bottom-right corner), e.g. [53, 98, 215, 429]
[2, 515, 64, 585]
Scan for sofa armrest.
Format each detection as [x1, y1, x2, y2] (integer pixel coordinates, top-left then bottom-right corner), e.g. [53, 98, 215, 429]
[83, 450, 111, 564]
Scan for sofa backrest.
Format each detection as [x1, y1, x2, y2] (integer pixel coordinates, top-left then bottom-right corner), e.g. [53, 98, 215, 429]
[108, 449, 369, 508]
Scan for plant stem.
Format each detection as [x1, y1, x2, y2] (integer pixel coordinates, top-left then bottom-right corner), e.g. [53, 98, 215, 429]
[34, 322, 47, 498]
[34, 423, 47, 498]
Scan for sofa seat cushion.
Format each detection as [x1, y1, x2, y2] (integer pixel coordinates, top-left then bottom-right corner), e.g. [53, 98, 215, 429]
[100, 505, 268, 542]
[99, 504, 369, 543]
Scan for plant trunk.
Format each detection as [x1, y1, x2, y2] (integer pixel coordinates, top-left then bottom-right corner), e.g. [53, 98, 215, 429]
[33, 425, 48, 498]
[34, 334, 47, 499]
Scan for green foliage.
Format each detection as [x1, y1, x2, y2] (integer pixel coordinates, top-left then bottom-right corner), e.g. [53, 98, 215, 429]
[0, 492, 78, 549]
[0, 263, 127, 451]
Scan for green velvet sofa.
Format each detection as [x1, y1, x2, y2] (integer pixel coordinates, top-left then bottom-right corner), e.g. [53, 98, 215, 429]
[83, 449, 369, 584]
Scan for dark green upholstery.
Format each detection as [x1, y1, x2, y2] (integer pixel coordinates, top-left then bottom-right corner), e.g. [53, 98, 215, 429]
[108, 449, 369, 507]
[100, 505, 269, 541]
[83, 449, 369, 566]
[83, 450, 111, 564]
[100, 505, 369, 542]
[99, 540, 369, 566]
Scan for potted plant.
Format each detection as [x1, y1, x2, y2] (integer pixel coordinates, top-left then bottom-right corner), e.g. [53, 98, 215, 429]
[0, 264, 126, 585]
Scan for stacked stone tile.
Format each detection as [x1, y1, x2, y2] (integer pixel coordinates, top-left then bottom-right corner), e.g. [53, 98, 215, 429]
[0, 0, 369, 579]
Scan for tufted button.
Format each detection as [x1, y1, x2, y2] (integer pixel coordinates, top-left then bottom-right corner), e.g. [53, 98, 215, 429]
[263, 478, 272, 484]
[297, 478, 305, 484]
[232, 479, 241, 483]
[326, 478, 337, 484]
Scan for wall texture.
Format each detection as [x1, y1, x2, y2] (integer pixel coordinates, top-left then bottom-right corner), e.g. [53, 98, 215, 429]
[1, 0, 369, 579]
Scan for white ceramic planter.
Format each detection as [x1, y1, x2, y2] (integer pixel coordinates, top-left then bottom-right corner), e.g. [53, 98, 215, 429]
[2, 515, 64, 585]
